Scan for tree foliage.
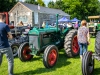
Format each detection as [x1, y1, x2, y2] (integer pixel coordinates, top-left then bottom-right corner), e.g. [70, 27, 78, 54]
[37, 0, 45, 7]
[48, 0, 64, 9]
[48, 1, 55, 8]
[0, 0, 17, 12]
[97, 1, 100, 15]
[62, 0, 99, 20]
[48, 0, 100, 20]
[54, 0, 64, 9]
[25, 0, 45, 6]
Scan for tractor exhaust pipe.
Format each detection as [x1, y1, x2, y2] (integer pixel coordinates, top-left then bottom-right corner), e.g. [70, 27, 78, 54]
[56, 14, 59, 32]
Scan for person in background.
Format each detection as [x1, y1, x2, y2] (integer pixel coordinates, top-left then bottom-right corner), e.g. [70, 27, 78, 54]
[18, 21, 23, 26]
[42, 21, 46, 28]
[67, 22, 72, 28]
[0, 13, 14, 75]
[77, 20, 90, 61]
[74, 21, 79, 29]
[27, 23, 31, 29]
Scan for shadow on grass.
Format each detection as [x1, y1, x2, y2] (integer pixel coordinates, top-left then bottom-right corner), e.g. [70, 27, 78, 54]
[93, 67, 100, 75]
[15, 50, 71, 75]
[14, 54, 43, 62]
[29, 56, 42, 61]
[59, 48, 80, 59]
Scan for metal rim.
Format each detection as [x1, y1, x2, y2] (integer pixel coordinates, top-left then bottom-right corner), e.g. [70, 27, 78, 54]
[48, 49, 57, 66]
[22, 46, 32, 60]
[12, 46, 18, 56]
[88, 53, 94, 73]
[72, 35, 79, 54]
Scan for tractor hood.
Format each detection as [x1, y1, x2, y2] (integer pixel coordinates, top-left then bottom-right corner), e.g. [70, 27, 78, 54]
[28, 27, 61, 54]
[29, 27, 60, 35]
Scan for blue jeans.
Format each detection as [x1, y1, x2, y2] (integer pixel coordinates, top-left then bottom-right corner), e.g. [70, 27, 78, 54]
[0, 47, 14, 75]
[78, 42, 88, 55]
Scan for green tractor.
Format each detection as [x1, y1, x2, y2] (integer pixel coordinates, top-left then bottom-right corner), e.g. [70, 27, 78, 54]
[18, 14, 79, 68]
[82, 23, 100, 75]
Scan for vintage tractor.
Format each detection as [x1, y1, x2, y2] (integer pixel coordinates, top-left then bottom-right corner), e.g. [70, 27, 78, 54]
[18, 14, 79, 68]
[82, 23, 100, 75]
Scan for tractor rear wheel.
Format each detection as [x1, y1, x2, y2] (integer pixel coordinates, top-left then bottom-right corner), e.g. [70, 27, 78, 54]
[18, 42, 33, 61]
[82, 51, 94, 75]
[95, 31, 100, 54]
[43, 45, 58, 68]
[11, 43, 20, 57]
[64, 29, 79, 57]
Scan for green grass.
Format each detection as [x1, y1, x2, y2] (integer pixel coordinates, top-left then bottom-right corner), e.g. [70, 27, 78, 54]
[1, 38, 100, 75]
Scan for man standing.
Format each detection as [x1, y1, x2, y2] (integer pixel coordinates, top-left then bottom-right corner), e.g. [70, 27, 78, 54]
[0, 13, 14, 75]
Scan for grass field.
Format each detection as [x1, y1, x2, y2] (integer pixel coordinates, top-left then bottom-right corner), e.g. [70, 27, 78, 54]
[1, 38, 100, 75]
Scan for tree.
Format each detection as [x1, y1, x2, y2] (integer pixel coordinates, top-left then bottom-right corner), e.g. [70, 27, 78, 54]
[87, 0, 99, 16]
[63, 0, 99, 20]
[54, 0, 64, 9]
[48, 1, 55, 8]
[0, 0, 17, 12]
[9, 0, 17, 11]
[97, 1, 100, 15]
[37, 0, 45, 7]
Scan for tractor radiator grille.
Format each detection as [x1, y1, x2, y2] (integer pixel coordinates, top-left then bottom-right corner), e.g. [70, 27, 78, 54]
[29, 35, 39, 50]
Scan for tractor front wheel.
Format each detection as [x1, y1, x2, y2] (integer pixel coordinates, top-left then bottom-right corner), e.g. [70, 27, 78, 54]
[43, 45, 58, 68]
[18, 42, 33, 61]
[82, 51, 94, 75]
[64, 29, 79, 57]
